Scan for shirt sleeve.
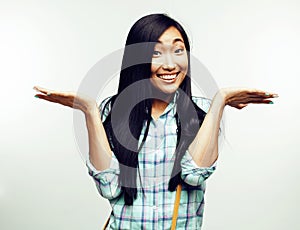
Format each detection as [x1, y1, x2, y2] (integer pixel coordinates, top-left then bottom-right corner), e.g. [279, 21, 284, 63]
[180, 96, 217, 186]
[86, 151, 122, 200]
[180, 150, 216, 186]
[86, 96, 122, 200]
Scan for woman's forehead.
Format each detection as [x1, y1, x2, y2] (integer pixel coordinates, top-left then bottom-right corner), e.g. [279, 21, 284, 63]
[157, 27, 184, 45]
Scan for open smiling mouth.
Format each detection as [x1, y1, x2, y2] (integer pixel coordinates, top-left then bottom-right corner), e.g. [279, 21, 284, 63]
[156, 72, 179, 82]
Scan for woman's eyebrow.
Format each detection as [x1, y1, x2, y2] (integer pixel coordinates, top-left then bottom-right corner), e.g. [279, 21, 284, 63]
[156, 37, 184, 44]
[173, 38, 184, 44]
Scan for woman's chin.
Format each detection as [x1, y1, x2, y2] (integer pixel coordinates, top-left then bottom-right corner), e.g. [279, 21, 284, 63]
[153, 82, 175, 91]
[151, 86, 177, 100]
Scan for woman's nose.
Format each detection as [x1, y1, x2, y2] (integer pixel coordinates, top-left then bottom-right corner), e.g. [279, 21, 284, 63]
[162, 53, 176, 70]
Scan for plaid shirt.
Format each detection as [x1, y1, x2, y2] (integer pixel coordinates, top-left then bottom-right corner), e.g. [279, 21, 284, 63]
[87, 93, 216, 229]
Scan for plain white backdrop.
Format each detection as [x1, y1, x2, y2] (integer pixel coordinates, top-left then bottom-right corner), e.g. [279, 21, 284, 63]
[0, 0, 299, 229]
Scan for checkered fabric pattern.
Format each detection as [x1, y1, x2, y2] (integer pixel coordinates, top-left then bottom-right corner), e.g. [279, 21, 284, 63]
[87, 93, 216, 229]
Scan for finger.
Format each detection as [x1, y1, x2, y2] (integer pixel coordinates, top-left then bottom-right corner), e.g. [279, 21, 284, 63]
[246, 90, 278, 98]
[266, 93, 279, 98]
[235, 93, 278, 103]
[34, 94, 74, 107]
[256, 92, 278, 98]
[228, 98, 274, 107]
[33, 86, 70, 98]
[33, 86, 57, 97]
[33, 86, 51, 94]
[34, 94, 59, 104]
[246, 99, 274, 104]
[228, 95, 270, 105]
[231, 98, 273, 105]
[33, 86, 58, 96]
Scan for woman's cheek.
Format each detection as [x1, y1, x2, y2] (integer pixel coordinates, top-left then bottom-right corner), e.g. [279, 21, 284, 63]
[151, 63, 161, 75]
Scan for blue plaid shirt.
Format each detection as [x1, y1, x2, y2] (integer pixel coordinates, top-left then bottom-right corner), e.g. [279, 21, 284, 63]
[87, 93, 216, 229]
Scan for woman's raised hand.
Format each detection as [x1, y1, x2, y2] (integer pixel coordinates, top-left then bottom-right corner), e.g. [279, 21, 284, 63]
[218, 87, 278, 109]
[33, 86, 97, 114]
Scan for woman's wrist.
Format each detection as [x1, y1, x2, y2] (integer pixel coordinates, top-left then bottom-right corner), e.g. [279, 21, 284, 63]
[213, 89, 227, 108]
[83, 101, 99, 118]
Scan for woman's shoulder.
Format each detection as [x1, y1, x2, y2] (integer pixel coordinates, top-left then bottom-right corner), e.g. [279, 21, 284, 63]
[191, 96, 212, 113]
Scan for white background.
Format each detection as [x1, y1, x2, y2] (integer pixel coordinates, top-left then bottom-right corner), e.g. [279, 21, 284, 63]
[0, 0, 299, 229]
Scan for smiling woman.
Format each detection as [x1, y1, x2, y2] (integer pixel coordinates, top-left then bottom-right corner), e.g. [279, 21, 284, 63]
[151, 26, 188, 97]
[33, 13, 278, 229]
[150, 26, 189, 120]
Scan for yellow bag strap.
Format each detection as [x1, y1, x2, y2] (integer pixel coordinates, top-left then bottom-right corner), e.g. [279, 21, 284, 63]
[102, 215, 110, 230]
[102, 184, 182, 230]
[171, 183, 182, 230]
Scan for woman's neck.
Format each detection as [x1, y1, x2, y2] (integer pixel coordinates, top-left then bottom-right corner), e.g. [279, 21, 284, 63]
[151, 94, 174, 120]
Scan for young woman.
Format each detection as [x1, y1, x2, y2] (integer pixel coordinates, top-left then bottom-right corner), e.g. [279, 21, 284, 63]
[33, 14, 278, 229]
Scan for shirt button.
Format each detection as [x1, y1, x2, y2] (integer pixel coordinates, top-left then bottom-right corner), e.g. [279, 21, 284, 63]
[153, 205, 158, 210]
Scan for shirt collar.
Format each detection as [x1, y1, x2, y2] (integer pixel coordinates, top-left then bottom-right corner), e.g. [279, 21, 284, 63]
[159, 91, 179, 117]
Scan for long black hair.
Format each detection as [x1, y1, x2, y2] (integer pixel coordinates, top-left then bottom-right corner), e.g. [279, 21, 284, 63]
[103, 14, 206, 205]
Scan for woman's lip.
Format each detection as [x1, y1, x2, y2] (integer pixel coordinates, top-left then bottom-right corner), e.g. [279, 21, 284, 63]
[156, 72, 179, 80]
[157, 72, 179, 76]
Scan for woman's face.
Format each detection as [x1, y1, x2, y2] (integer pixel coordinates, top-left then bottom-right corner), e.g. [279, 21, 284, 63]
[150, 26, 188, 95]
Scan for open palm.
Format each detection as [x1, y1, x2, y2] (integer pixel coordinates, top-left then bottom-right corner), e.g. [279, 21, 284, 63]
[219, 87, 278, 109]
[33, 86, 97, 114]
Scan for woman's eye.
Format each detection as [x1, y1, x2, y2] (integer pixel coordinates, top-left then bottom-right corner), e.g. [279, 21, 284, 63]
[174, 48, 184, 54]
[153, 51, 162, 57]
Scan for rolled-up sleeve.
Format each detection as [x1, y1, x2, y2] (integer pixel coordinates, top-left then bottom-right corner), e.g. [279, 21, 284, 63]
[180, 150, 216, 186]
[86, 152, 122, 200]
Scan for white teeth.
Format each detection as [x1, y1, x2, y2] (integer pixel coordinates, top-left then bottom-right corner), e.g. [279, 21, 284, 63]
[158, 74, 177, 80]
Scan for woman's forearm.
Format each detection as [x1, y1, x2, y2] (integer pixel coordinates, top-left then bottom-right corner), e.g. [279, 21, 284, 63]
[188, 91, 226, 167]
[188, 87, 277, 167]
[33, 86, 113, 170]
[84, 104, 112, 171]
